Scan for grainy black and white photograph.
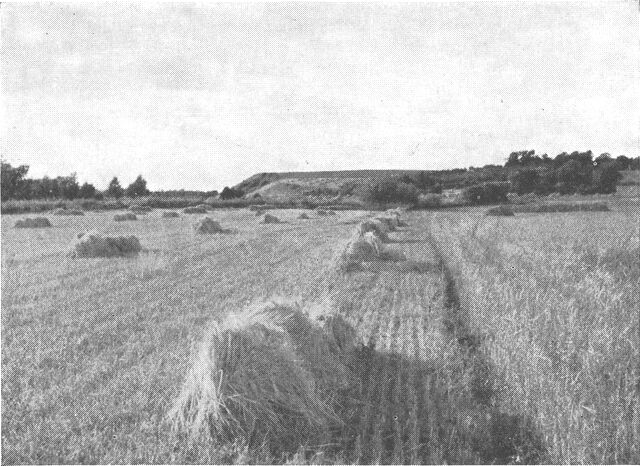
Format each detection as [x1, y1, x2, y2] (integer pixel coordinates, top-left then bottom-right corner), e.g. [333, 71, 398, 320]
[1, 1, 639, 464]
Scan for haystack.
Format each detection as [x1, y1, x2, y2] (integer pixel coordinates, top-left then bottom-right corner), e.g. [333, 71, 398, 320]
[298, 213, 310, 220]
[114, 212, 137, 222]
[342, 231, 383, 262]
[129, 206, 152, 213]
[162, 211, 180, 218]
[53, 208, 84, 216]
[261, 213, 281, 224]
[70, 232, 142, 258]
[168, 300, 358, 454]
[373, 215, 399, 231]
[339, 231, 406, 271]
[357, 219, 390, 242]
[184, 206, 208, 214]
[194, 217, 226, 234]
[486, 205, 515, 216]
[14, 217, 52, 228]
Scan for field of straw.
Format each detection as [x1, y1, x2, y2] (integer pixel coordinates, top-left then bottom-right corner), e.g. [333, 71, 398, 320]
[1, 203, 638, 464]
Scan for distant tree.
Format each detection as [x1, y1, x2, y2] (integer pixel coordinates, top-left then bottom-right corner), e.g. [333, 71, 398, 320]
[78, 182, 97, 199]
[510, 168, 540, 195]
[58, 174, 80, 200]
[594, 153, 612, 168]
[107, 177, 124, 199]
[125, 175, 150, 197]
[505, 150, 538, 167]
[592, 162, 622, 194]
[1, 162, 30, 200]
[615, 155, 632, 171]
[557, 159, 592, 191]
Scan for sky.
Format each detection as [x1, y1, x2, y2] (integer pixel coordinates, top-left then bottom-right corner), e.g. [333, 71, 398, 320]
[1, 2, 638, 191]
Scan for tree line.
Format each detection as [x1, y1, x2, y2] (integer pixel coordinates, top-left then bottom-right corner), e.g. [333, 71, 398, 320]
[0, 163, 150, 201]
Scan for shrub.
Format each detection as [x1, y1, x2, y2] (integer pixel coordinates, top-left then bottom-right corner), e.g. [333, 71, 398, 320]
[462, 182, 509, 205]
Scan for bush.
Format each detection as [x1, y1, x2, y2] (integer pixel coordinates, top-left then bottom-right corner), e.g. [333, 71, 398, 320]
[363, 179, 419, 206]
[462, 182, 509, 205]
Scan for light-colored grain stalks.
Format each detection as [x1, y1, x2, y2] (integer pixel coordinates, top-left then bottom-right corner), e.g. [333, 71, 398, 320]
[193, 217, 228, 234]
[70, 232, 142, 258]
[357, 219, 390, 242]
[261, 213, 281, 224]
[162, 211, 180, 218]
[14, 217, 52, 228]
[184, 206, 208, 214]
[114, 213, 138, 222]
[167, 299, 358, 454]
[53, 208, 85, 216]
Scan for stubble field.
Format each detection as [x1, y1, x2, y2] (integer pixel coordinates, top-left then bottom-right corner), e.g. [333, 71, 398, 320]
[1, 204, 638, 464]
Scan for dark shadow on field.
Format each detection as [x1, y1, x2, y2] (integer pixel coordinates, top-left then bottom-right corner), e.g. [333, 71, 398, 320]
[321, 339, 547, 465]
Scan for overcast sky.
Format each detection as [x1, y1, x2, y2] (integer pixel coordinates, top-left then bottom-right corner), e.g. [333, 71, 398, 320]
[2, 2, 638, 191]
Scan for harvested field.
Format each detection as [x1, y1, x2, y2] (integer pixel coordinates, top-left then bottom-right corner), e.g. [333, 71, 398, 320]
[1, 204, 637, 464]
